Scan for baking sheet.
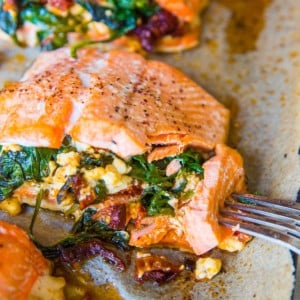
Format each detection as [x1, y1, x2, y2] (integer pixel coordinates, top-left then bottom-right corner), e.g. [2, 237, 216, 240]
[0, 0, 299, 299]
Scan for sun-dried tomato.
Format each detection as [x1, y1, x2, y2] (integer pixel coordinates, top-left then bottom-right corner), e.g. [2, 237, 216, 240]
[134, 9, 180, 51]
[58, 240, 125, 271]
[135, 253, 182, 285]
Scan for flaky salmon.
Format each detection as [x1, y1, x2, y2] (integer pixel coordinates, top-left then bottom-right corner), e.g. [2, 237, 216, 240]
[130, 144, 247, 255]
[0, 47, 229, 158]
[0, 221, 65, 300]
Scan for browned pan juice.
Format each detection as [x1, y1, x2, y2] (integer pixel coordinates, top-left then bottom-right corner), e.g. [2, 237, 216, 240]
[216, 0, 271, 54]
[54, 263, 123, 300]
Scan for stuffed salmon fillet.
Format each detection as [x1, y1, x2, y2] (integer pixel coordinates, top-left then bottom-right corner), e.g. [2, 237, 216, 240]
[0, 48, 250, 283]
[0, 221, 65, 300]
[0, 0, 209, 53]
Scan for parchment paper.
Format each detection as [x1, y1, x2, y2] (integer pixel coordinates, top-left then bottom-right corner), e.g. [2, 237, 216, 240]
[0, 0, 299, 299]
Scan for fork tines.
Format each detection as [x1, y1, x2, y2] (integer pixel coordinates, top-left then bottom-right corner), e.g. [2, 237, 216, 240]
[219, 193, 300, 255]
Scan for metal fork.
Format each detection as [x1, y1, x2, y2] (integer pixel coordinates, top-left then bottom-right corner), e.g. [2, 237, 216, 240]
[219, 193, 300, 255]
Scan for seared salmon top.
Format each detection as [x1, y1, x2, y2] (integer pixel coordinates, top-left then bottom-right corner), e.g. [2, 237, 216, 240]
[0, 47, 229, 158]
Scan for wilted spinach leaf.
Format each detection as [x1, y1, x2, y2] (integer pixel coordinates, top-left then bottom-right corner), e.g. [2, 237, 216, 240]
[20, 3, 88, 50]
[94, 179, 108, 203]
[141, 185, 174, 216]
[40, 208, 130, 259]
[80, 152, 114, 169]
[0, 0, 18, 37]
[176, 149, 204, 175]
[129, 154, 171, 186]
[0, 146, 57, 200]
[129, 149, 205, 216]
[76, 0, 157, 35]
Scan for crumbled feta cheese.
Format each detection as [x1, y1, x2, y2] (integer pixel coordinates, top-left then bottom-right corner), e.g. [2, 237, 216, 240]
[56, 151, 81, 168]
[218, 235, 247, 252]
[101, 165, 132, 193]
[185, 174, 201, 192]
[88, 21, 110, 37]
[0, 197, 22, 216]
[72, 140, 93, 152]
[83, 167, 106, 183]
[195, 257, 222, 280]
[112, 157, 131, 174]
[83, 164, 132, 193]
[29, 275, 65, 300]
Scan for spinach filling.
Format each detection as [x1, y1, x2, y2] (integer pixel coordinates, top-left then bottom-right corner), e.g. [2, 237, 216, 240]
[129, 149, 204, 216]
[0, 146, 57, 200]
[0, 134, 205, 217]
[0, 136, 113, 202]
[0, 0, 158, 50]
[1, 138, 205, 265]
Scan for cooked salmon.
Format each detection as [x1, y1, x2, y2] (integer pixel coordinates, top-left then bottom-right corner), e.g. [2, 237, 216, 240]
[0, 221, 50, 300]
[130, 144, 247, 255]
[153, 0, 209, 52]
[181, 144, 246, 254]
[0, 48, 248, 260]
[1, 0, 209, 53]
[156, 0, 209, 22]
[130, 215, 193, 251]
[0, 48, 229, 158]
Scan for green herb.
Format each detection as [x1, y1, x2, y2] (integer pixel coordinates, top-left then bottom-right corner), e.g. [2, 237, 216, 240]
[71, 208, 129, 248]
[76, 0, 157, 35]
[141, 185, 174, 216]
[0, 146, 57, 200]
[176, 149, 204, 175]
[0, 9, 17, 36]
[129, 149, 205, 216]
[129, 154, 172, 186]
[70, 33, 121, 58]
[94, 179, 108, 203]
[58, 135, 76, 153]
[20, 3, 88, 50]
[56, 175, 79, 204]
[80, 152, 114, 169]
[29, 188, 45, 237]
[180, 189, 194, 201]
[39, 208, 130, 259]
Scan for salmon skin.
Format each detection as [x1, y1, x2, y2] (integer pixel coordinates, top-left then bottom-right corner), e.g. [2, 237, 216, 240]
[0, 47, 229, 159]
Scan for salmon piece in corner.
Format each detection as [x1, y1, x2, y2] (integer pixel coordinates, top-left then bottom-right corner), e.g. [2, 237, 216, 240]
[0, 221, 50, 300]
[0, 47, 229, 158]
